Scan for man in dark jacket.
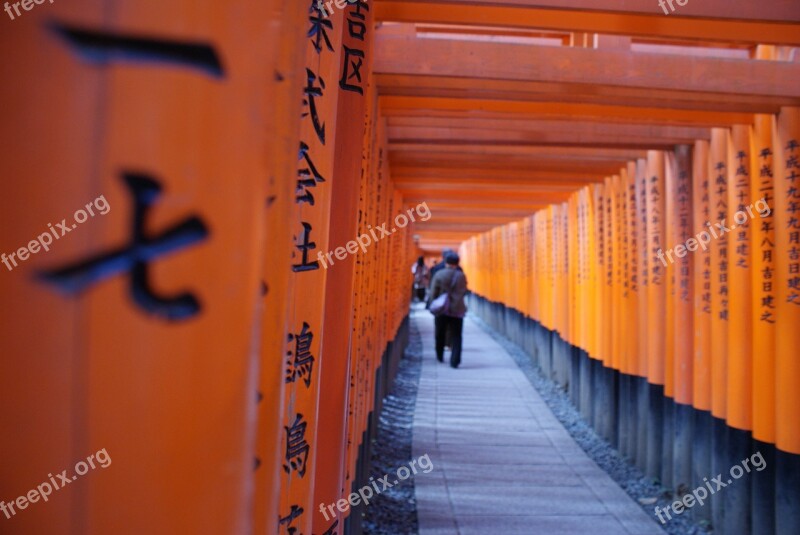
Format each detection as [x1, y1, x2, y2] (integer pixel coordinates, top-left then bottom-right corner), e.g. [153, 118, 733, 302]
[429, 252, 468, 368]
[427, 249, 462, 305]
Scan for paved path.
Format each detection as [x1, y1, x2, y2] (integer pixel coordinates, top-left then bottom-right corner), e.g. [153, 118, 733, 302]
[410, 305, 665, 535]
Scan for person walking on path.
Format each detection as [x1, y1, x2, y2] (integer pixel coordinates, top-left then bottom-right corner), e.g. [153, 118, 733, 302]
[429, 252, 468, 368]
[411, 256, 430, 302]
[427, 248, 461, 309]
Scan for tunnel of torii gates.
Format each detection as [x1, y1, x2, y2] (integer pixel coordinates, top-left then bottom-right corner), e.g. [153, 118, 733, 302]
[0, 0, 800, 534]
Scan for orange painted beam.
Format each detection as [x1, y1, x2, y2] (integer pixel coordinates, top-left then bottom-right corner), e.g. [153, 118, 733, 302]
[395, 178, 596, 192]
[392, 165, 615, 181]
[375, 1, 800, 45]
[391, 156, 622, 174]
[379, 96, 755, 127]
[389, 143, 646, 162]
[415, 221, 527, 232]
[423, 210, 545, 220]
[374, 33, 800, 108]
[387, 117, 710, 140]
[415, 201, 547, 211]
[416, 213, 536, 224]
[401, 194, 570, 208]
[472, 0, 800, 22]
[377, 74, 797, 114]
[398, 182, 578, 194]
[387, 122, 709, 145]
[388, 126, 688, 149]
[379, 95, 753, 127]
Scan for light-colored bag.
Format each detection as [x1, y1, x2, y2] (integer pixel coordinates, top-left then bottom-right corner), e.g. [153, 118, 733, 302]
[429, 292, 449, 316]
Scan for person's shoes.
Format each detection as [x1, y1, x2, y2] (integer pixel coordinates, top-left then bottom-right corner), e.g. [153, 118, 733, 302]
[450, 360, 459, 369]
[436, 355, 444, 362]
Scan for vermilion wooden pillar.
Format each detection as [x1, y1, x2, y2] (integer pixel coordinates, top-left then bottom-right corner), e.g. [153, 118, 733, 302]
[773, 107, 800, 535]
[623, 163, 641, 463]
[748, 110, 778, 534]
[604, 177, 615, 373]
[645, 150, 666, 479]
[750, 114, 776, 447]
[278, 4, 347, 531]
[587, 186, 599, 362]
[254, 0, 308, 531]
[692, 140, 712, 415]
[722, 124, 755, 533]
[707, 127, 730, 528]
[1, 2, 302, 534]
[312, 31, 377, 534]
[662, 151, 677, 488]
[670, 145, 694, 496]
[635, 158, 650, 383]
[0, 2, 107, 532]
[708, 128, 730, 423]
[726, 125, 754, 435]
[664, 154, 677, 405]
[690, 138, 713, 524]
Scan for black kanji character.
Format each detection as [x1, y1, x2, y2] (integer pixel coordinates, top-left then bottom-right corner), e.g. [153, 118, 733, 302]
[40, 172, 209, 321]
[283, 414, 310, 477]
[339, 45, 365, 94]
[286, 322, 315, 388]
[297, 142, 326, 205]
[278, 504, 304, 535]
[302, 68, 326, 145]
[308, 0, 333, 54]
[292, 222, 320, 272]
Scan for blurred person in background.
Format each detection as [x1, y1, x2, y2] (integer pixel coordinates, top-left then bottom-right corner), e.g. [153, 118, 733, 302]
[411, 256, 430, 302]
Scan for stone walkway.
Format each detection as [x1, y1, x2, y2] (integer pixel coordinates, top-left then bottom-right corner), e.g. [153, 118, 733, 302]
[410, 305, 665, 534]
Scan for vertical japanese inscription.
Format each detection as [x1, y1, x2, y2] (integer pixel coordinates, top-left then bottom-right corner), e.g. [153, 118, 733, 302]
[629, 180, 638, 294]
[677, 170, 691, 302]
[281, 3, 339, 532]
[715, 161, 729, 320]
[783, 140, 800, 306]
[758, 147, 776, 322]
[639, 175, 649, 291]
[340, 0, 368, 95]
[650, 174, 663, 286]
[733, 151, 751, 270]
[700, 168, 712, 314]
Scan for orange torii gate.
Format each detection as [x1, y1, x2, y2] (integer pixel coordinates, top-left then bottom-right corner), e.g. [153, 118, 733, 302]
[2, 2, 800, 535]
[461, 109, 800, 535]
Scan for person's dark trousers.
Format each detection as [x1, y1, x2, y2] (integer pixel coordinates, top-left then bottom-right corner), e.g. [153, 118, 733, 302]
[434, 315, 447, 362]
[435, 315, 464, 368]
